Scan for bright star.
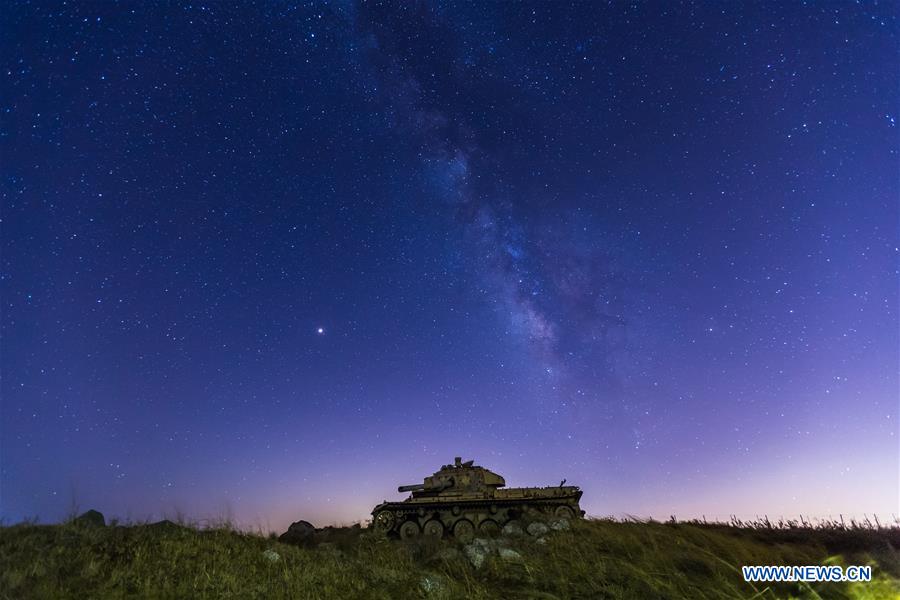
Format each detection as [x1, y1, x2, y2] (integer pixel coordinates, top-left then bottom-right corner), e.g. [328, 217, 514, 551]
[316, 327, 325, 335]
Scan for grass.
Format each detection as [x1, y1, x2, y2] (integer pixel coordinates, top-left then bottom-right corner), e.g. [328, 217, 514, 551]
[0, 515, 898, 599]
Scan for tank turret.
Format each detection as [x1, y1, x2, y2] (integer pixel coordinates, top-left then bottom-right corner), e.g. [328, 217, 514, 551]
[371, 457, 583, 541]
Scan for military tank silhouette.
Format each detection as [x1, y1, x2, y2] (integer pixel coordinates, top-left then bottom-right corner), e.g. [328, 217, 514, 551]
[371, 457, 584, 541]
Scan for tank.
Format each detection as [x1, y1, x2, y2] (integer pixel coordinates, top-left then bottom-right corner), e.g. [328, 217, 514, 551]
[370, 457, 584, 541]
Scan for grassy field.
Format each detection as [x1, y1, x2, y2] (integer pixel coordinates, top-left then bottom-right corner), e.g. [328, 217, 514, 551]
[1, 514, 898, 599]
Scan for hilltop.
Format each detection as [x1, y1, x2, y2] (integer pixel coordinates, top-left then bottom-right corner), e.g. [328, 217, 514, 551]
[1, 512, 898, 599]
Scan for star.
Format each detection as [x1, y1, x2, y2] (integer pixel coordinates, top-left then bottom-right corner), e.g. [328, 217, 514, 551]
[316, 327, 325, 335]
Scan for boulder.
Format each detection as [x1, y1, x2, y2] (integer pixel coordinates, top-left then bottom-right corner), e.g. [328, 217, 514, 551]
[278, 520, 316, 546]
[471, 537, 493, 550]
[419, 574, 449, 598]
[550, 518, 570, 531]
[526, 522, 550, 537]
[498, 547, 524, 563]
[463, 540, 490, 569]
[147, 519, 189, 534]
[501, 521, 524, 537]
[73, 509, 105, 527]
[262, 549, 280, 562]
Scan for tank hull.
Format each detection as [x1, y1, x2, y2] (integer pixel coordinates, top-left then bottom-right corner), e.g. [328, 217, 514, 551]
[371, 486, 583, 541]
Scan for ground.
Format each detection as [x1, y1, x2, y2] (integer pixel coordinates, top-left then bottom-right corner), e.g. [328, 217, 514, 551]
[1, 516, 897, 599]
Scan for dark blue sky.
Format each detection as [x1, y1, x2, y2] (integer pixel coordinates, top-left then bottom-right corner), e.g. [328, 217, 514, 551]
[2, 2, 897, 529]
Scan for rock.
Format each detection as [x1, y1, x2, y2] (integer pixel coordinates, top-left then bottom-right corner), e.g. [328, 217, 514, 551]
[420, 574, 448, 597]
[471, 537, 493, 551]
[526, 522, 550, 537]
[498, 547, 524, 563]
[498, 545, 533, 583]
[147, 520, 189, 534]
[550, 518, 570, 531]
[74, 509, 105, 527]
[278, 520, 316, 546]
[463, 541, 490, 569]
[501, 522, 524, 537]
[262, 549, 280, 563]
[535, 536, 548, 545]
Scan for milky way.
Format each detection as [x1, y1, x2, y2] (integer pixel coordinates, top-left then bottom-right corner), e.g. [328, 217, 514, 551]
[2, 2, 897, 529]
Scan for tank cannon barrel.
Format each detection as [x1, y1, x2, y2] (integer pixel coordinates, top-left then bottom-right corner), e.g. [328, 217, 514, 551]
[398, 478, 454, 493]
[398, 483, 425, 493]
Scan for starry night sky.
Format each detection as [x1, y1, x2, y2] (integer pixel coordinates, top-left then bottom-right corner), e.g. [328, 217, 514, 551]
[2, 2, 897, 530]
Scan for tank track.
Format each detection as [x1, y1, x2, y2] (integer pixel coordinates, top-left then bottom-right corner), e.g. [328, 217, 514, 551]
[371, 495, 582, 540]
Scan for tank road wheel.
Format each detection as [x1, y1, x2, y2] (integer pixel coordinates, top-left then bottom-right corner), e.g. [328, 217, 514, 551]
[453, 519, 475, 543]
[423, 520, 444, 540]
[554, 505, 576, 520]
[373, 511, 395, 533]
[478, 519, 500, 537]
[399, 520, 421, 540]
